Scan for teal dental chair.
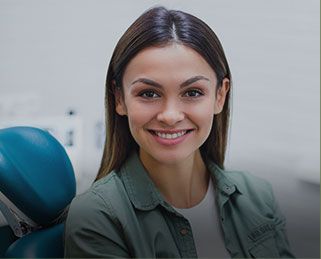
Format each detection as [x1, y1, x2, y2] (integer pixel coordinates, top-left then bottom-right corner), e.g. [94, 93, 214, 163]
[0, 126, 76, 258]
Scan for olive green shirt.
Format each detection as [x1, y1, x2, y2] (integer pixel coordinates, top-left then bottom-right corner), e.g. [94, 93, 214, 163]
[64, 152, 295, 258]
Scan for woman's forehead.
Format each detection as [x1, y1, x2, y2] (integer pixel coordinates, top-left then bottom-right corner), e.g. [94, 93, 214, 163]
[123, 44, 217, 85]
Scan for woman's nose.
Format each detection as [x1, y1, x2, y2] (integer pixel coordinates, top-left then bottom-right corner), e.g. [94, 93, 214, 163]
[156, 102, 185, 126]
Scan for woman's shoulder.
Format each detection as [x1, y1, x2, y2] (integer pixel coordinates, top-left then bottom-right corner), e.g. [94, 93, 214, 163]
[211, 164, 275, 203]
[225, 169, 272, 190]
[66, 171, 132, 223]
[64, 172, 133, 257]
[212, 166, 282, 222]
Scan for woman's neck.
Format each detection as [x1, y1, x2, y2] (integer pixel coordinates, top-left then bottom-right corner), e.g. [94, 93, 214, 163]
[139, 149, 209, 208]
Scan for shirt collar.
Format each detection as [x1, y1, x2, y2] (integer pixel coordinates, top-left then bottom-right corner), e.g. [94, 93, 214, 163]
[207, 162, 244, 196]
[118, 152, 243, 211]
[119, 152, 164, 211]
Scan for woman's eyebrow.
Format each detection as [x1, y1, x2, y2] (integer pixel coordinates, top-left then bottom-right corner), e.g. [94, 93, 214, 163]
[131, 78, 162, 88]
[180, 75, 210, 88]
[131, 75, 210, 88]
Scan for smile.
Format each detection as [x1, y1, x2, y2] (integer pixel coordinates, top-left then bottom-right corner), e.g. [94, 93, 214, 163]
[148, 129, 194, 145]
[154, 130, 187, 139]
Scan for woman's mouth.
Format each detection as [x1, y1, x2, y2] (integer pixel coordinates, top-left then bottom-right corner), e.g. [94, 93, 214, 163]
[148, 129, 194, 145]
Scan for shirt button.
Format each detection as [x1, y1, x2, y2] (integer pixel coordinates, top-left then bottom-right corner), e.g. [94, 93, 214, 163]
[180, 228, 189, 236]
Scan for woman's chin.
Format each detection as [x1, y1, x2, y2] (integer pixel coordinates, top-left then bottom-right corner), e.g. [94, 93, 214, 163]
[140, 149, 198, 166]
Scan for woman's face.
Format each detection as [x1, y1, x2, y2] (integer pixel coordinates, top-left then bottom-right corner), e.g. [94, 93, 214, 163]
[116, 44, 229, 165]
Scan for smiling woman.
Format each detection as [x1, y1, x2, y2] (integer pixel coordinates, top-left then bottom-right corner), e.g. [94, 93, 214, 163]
[64, 6, 295, 258]
[115, 44, 229, 167]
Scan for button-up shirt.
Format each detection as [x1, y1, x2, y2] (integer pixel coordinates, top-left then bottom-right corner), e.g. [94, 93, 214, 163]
[64, 152, 295, 258]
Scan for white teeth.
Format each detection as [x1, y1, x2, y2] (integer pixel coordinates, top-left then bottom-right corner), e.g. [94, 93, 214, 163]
[155, 130, 187, 139]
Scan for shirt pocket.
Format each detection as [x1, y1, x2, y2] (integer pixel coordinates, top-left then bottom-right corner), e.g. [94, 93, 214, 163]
[248, 234, 280, 258]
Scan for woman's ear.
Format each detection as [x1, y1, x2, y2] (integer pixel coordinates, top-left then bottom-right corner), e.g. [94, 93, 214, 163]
[114, 81, 127, 116]
[214, 78, 230, 115]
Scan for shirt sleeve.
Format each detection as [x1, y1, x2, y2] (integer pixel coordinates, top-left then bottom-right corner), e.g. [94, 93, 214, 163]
[64, 191, 130, 258]
[268, 183, 296, 258]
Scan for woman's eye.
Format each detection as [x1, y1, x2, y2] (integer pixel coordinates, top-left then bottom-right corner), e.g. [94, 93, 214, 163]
[139, 90, 160, 98]
[184, 89, 203, 97]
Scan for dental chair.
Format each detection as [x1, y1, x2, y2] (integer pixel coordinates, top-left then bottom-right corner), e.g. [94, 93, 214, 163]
[0, 126, 76, 258]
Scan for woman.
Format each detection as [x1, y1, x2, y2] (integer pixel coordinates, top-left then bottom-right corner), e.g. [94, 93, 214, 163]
[64, 6, 294, 258]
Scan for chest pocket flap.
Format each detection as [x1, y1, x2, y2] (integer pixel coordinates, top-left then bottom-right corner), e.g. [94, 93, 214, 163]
[248, 234, 280, 258]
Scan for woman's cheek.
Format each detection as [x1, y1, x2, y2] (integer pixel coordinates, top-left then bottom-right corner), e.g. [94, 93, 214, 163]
[129, 102, 158, 118]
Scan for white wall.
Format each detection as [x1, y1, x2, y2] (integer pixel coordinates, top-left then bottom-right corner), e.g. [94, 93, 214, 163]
[0, 0, 319, 257]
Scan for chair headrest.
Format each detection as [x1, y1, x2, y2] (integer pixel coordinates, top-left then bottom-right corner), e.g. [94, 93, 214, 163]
[0, 126, 76, 234]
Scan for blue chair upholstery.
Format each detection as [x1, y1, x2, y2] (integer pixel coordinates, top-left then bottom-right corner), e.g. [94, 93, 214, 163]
[0, 126, 76, 258]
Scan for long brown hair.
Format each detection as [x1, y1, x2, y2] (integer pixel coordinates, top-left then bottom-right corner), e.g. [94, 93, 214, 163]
[95, 6, 232, 181]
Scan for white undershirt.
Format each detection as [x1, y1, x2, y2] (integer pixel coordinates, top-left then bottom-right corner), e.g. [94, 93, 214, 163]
[174, 179, 230, 258]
